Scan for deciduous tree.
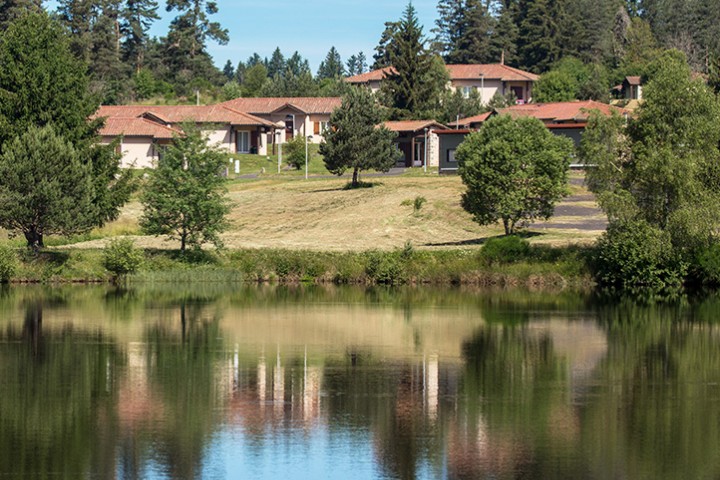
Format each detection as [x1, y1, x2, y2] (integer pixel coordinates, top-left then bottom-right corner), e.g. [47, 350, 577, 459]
[140, 125, 230, 251]
[457, 115, 573, 235]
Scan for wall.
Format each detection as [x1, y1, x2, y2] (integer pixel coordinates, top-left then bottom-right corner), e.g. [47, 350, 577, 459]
[437, 133, 468, 174]
[112, 136, 156, 169]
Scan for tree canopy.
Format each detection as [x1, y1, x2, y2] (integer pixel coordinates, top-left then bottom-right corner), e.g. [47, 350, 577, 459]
[140, 125, 230, 251]
[457, 115, 573, 235]
[319, 87, 401, 188]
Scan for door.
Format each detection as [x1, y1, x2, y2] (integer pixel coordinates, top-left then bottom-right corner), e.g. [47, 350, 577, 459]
[237, 131, 250, 153]
[285, 115, 294, 140]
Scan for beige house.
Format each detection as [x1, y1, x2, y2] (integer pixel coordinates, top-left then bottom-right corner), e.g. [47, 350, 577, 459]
[346, 63, 539, 105]
[100, 117, 179, 168]
[220, 97, 342, 144]
[383, 120, 447, 168]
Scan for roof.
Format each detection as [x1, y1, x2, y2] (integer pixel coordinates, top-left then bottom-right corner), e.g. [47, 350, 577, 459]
[496, 100, 626, 123]
[448, 111, 492, 127]
[100, 117, 180, 139]
[96, 105, 273, 127]
[624, 76, 642, 86]
[221, 97, 342, 115]
[434, 129, 476, 135]
[346, 64, 539, 83]
[383, 120, 448, 132]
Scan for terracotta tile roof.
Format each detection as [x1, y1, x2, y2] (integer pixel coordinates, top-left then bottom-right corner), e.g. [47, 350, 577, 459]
[625, 76, 642, 86]
[100, 117, 180, 139]
[96, 105, 273, 127]
[346, 64, 539, 83]
[496, 100, 626, 123]
[445, 64, 539, 81]
[383, 120, 448, 132]
[448, 111, 492, 127]
[221, 97, 342, 114]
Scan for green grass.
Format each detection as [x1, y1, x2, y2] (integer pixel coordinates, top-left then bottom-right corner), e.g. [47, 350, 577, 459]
[229, 144, 330, 177]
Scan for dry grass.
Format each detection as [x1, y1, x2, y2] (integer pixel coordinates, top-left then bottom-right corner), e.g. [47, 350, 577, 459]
[55, 172, 604, 251]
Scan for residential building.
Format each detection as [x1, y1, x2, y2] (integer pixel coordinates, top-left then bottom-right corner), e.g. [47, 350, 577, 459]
[346, 64, 539, 104]
[383, 120, 447, 168]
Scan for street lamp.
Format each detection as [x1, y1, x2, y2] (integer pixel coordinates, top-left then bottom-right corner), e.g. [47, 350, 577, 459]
[423, 127, 428, 173]
[305, 134, 313, 180]
[479, 73, 485, 106]
[276, 130, 282, 173]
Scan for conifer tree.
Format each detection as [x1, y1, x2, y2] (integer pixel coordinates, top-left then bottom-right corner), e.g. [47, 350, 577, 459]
[267, 47, 286, 78]
[517, 0, 562, 72]
[0, 0, 41, 28]
[489, 0, 520, 65]
[120, 0, 159, 72]
[317, 46, 344, 79]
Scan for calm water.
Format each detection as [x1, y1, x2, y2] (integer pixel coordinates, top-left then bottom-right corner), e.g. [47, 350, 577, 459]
[2, 284, 720, 479]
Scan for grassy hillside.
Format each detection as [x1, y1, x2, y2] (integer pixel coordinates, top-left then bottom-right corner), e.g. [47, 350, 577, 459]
[7, 170, 604, 251]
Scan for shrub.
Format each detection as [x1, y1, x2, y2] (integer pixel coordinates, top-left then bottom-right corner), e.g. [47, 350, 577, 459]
[593, 221, 687, 289]
[480, 235, 531, 265]
[284, 136, 307, 170]
[0, 244, 17, 282]
[103, 238, 144, 275]
[364, 251, 404, 284]
[696, 243, 720, 284]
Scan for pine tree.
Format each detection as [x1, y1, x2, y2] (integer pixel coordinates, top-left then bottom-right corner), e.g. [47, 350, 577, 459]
[489, 0, 520, 65]
[0, 0, 42, 29]
[90, 0, 128, 103]
[317, 46, 344, 79]
[320, 88, 401, 188]
[0, 13, 132, 248]
[57, 0, 95, 64]
[372, 21, 399, 69]
[432, 0, 465, 60]
[120, 0, 159, 72]
[223, 60, 234, 80]
[453, 0, 494, 63]
[267, 47, 286, 78]
[517, 0, 562, 72]
[382, 3, 445, 116]
[346, 51, 368, 75]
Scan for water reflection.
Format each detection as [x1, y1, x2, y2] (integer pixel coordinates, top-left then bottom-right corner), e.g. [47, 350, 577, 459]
[2, 286, 720, 478]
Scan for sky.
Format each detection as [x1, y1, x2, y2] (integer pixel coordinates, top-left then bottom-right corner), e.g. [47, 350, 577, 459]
[148, 0, 440, 72]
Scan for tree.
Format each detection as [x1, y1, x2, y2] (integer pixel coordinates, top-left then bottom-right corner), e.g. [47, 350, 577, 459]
[317, 46, 344, 79]
[583, 51, 720, 250]
[222, 60, 234, 80]
[457, 115, 573, 235]
[346, 51, 368, 76]
[267, 47, 286, 78]
[517, 0, 562, 72]
[0, 0, 41, 29]
[0, 126, 95, 249]
[533, 69, 578, 102]
[381, 3, 448, 117]
[241, 63, 268, 97]
[120, 0, 159, 73]
[0, 12, 132, 248]
[319, 88, 402, 188]
[140, 125, 230, 251]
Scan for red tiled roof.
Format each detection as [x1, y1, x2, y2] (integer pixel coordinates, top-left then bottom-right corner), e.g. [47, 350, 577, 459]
[448, 111, 492, 127]
[496, 100, 626, 123]
[100, 117, 180, 139]
[346, 64, 539, 83]
[96, 105, 273, 127]
[221, 97, 342, 114]
[383, 120, 448, 132]
[625, 76, 642, 86]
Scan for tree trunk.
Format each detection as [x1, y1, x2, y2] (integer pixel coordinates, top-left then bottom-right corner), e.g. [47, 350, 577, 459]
[503, 217, 512, 236]
[23, 302, 43, 358]
[24, 229, 44, 251]
[352, 167, 359, 188]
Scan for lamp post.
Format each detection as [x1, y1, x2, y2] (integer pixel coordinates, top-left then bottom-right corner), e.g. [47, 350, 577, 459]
[480, 73, 485, 106]
[276, 130, 282, 173]
[305, 134, 313, 180]
[423, 127, 428, 173]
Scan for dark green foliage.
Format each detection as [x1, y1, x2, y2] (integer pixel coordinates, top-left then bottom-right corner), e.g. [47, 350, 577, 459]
[317, 46, 344, 79]
[480, 235, 531, 265]
[103, 238, 144, 275]
[438, 88, 485, 124]
[346, 51, 368, 76]
[0, 126, 95, 249]
[120, 0, 159, 72]
[457, 115, 573, 235]
[140, 126, 231, 251]
[0, 0, 41, 28]
[593, 220, 687, 289]
[533, 69, 578, 102]
[320, 87, 402, 188]
[379, 3, 448, 117]
[364, 250, 405, 284]
[696, 244, 720, 284]
[0, 245, 17, 282]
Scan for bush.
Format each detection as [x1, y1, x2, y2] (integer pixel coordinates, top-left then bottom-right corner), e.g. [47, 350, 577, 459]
[103, 238, 144, 275]
[364, 251, 405, 284]
[696, 243, 720, 284]
[284, 136, 307, 170]
[0, 244, 17, 282]
[593, 221, 687, 289]
[480, 235, 531, 265]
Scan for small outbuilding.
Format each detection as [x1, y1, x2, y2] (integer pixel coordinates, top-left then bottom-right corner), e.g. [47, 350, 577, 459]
[382, 120, 447, 168]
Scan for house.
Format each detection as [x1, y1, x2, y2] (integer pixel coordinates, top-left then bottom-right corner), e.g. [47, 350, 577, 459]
[383, 120, 447, 168]
[220, 97, 342, 144]
[612, 76, 643, 101]
[439, 100, 627, 174]
[97, 104, 275, 167]
[346, 64, 539, 105]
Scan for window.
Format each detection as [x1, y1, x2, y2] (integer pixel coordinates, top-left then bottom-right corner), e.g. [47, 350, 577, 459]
[447, 149, 456, 163]
[237, 131, 250, 153]
[462, 86, 472, 99]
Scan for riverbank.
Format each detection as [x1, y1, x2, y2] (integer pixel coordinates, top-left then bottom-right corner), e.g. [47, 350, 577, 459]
[1, 243, 593, 287]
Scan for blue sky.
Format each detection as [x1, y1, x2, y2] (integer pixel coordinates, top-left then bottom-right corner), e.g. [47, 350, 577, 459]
[149, 0, 440, 72]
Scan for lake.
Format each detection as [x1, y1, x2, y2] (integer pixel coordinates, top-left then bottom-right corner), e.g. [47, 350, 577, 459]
[1, 284, 720, 479]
